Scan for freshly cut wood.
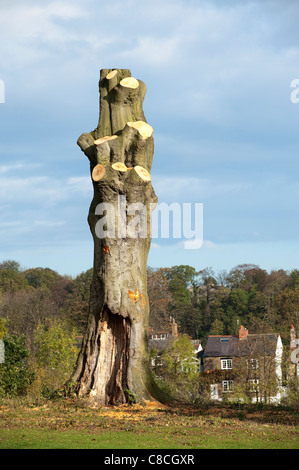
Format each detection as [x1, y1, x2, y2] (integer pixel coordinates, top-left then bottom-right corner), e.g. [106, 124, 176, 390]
[106, 70, 118, 80]
[127, 121, 153, 139]
[111, 162, 128, 172]
[120, 77, 139, 89]
[92, 164, 106, 181]
[134, 165, 151, 181]
[94, 135, 118, 145]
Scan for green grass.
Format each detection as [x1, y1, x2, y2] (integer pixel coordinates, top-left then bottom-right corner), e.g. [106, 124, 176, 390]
[0, 399, 298, 449]
[1, 427, 297, 449]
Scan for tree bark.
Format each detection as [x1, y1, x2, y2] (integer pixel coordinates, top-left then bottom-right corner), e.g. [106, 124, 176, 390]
[68, 69, 161, 406]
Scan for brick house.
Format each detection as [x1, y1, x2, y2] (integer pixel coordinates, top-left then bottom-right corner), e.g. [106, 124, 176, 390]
[203, 325, 283, 403]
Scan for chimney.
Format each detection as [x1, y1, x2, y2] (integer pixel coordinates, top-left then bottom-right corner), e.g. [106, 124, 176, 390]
[171, 318, 178, 337]
[239, 325, 248, 340]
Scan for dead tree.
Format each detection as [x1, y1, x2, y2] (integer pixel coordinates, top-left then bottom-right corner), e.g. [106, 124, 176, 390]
[68, 69, 161, 405]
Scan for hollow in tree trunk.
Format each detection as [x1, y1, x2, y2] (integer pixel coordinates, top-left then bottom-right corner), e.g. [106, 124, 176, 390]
[68, 69, 162, 406]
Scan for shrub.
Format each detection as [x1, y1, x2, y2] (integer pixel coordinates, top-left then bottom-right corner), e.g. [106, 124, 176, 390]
[0, 334, 35, 397]
[31, 319, 79, 396]
[155, 335, 201, 403]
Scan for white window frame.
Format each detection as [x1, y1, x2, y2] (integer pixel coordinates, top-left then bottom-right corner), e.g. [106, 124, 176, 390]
[222, 380, 233, 392]
[249, 379, 259, 392]
[247, 359, 259, 370]
[221, 358, 232, 370]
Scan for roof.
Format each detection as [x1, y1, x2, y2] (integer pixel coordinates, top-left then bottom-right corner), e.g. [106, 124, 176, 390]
[203, 333, 280, 358]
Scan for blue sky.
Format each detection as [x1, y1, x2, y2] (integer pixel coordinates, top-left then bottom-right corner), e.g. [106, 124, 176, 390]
[0, 0, 298, 277]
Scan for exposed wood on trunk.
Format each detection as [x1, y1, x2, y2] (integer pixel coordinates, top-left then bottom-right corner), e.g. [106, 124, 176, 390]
[127, 121, 153, 139]
[91, 164, 105, 181]
[111, 162, 128, 172]
[106, 70, 118, 80]
[94, 135, 118, 145]
[120, 77, 139, 89]
[134, 165, 151, 182]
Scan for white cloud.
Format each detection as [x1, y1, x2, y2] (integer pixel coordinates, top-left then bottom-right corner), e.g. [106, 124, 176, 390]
[0, 176, 67, 204]
[0, 221, 22, 229]
[150, 243, 160, 249]
[153, 175, 247, 202]
[0, 2, 87, 69]
[0, 163, 26, 174]
[202, 239, 218, 250]
[171, 238, 218, 251]
[67, 176, 91, 194]
[120, 36, 180, 67]
[33, 220, 66, 227]
[0, 162, 41, 174]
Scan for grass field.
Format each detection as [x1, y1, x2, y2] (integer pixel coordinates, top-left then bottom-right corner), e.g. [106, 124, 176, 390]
[0, 399, 298, 450]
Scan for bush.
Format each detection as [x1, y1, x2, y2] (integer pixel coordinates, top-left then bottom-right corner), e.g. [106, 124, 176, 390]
[31, 319, 80, 397]
[154, 335, 202, 403]
[281, 379, 299, 407]
[0, 334, 35, 397]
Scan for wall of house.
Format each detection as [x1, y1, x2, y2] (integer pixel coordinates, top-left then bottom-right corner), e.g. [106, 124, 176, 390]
[204, 353, 281, 403]
[203, 357, 221, 372]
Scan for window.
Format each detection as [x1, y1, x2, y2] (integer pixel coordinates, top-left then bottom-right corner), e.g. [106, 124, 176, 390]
[249, 379, 259, 392]
[221, 358, 232, 370]
[150, 333, 168, 340]
[181, 358, 200, 373]
[222, 380, 233, 392]
[151, 355, 163, 367]
[247, 359, 259, 370]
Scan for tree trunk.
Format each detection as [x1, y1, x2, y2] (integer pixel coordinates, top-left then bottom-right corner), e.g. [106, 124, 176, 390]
[68, 69, 161, 406]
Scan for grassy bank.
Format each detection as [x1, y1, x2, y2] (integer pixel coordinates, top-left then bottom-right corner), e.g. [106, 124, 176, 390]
[0, 399, 298, 449]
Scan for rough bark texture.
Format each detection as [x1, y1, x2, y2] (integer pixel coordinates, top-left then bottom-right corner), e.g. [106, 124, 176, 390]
[69, 69, 161, 406]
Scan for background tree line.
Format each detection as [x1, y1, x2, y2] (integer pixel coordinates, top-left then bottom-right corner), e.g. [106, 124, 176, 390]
[0, 259, 298, 398]
[148, 263, 299, 348]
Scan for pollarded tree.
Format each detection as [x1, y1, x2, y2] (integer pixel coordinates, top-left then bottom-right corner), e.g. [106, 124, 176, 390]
[67, 69, 161, 405]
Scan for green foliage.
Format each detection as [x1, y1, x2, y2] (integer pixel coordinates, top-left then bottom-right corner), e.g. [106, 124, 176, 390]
[0, 260, 21, 272]
[289, 269, 299, 289]
[0, 259, 298, 404]
[34, 319, 79, 373]
[165, 265, 196, 305]
[0, 267, 29, 293]
[30, 319, 79, 398]
[210, 318, 225, 335]
[23, 267, 60, 289]
[124, 388, 136, 405]
[0, 334, 35, 397]
[61, 269, 93, 334]
[0, 319, 8, 340]
[156, 335, 200, 402]
[282, 378, 299, 407]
